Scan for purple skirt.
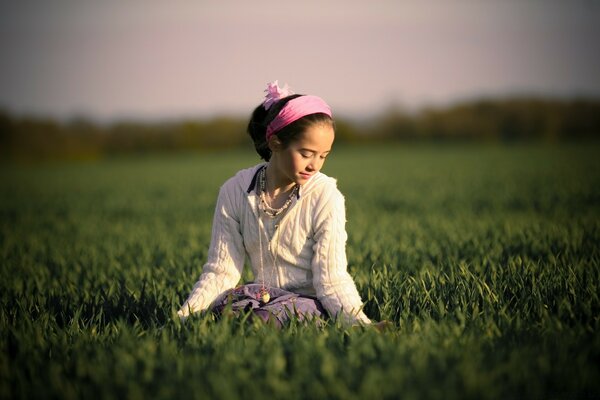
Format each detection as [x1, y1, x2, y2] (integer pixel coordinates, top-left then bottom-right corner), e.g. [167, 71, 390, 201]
[211, 284, 328, 327]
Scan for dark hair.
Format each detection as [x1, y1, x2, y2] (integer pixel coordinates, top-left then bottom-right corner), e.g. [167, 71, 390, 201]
[247, 94, 334, 161]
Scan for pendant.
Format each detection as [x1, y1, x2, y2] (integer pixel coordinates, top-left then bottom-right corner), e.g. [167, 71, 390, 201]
[259, 287, 270, 304]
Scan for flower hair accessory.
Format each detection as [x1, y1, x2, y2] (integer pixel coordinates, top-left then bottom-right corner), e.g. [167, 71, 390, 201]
[263, 80, 293, 111]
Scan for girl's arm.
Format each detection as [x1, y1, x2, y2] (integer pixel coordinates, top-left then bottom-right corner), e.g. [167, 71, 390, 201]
[177, 183, 245, 319]
[311, 186, 371, 326]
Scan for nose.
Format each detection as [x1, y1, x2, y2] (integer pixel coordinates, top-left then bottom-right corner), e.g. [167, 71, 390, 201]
[307, 157, 323, 172]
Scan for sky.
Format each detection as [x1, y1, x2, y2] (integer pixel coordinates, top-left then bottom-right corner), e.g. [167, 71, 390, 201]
[1, 1, 599, 121]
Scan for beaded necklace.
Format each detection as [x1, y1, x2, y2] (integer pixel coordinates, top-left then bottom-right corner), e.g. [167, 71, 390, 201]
[258, 167, 299, 218]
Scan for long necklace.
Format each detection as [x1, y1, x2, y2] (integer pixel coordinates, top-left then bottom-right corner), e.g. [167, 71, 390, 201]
[258, 167, 298, 218]
[256, 166, 291, 303]
[256, 212, 282, 304]
[256, 202, 280, 304]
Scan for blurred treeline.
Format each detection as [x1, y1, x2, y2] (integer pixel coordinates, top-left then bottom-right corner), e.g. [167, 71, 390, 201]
[1, 97, 599, 161]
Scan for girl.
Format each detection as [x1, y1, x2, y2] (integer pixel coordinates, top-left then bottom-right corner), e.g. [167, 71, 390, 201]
[177, 81, 371, 327]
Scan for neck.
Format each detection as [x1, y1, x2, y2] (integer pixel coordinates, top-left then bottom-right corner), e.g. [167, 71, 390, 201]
[265, 162, 295, 197]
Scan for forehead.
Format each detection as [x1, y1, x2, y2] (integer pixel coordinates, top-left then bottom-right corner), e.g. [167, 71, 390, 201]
[293, 123, 335, 150]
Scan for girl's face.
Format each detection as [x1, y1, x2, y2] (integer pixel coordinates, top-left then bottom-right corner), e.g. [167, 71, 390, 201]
[269, 122, 335, 187]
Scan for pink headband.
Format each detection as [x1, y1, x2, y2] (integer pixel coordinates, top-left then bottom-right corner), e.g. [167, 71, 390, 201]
[266, 96, 333, 140]
[262, 81, 332, 140]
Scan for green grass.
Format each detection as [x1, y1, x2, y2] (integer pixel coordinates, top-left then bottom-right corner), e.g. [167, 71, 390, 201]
[1, 143, 599, 399]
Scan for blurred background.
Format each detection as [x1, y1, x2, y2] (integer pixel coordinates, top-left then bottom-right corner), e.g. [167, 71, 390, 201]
[1, 0, 599, 161]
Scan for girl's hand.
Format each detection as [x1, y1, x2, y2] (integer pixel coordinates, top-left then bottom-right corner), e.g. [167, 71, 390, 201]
[177, 309, 188, 324]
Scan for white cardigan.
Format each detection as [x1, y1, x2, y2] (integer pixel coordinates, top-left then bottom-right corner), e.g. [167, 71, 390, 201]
[178, 163, 371, 325]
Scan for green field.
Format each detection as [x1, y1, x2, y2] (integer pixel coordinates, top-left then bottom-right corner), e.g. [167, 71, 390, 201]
[1, 143, 599, 399]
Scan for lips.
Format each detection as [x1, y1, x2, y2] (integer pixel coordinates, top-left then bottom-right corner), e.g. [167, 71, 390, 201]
[299, 172, 312, 179]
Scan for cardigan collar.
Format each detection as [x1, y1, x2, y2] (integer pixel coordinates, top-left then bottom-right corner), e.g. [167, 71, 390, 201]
[246, 164, 302, 199]
[238, 162, 333, 201]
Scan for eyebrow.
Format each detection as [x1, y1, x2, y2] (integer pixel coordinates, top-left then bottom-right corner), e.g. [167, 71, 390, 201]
[299, 148, 331, 154]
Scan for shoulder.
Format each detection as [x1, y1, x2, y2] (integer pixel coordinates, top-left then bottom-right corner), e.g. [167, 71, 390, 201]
[303, 171, 343, 201]
[213, 164, 264, 213]
[302, 172, 345, 218]
[219, 163, 265, 195]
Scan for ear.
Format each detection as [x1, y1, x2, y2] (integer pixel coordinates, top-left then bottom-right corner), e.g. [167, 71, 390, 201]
[267, 135, 284, 152]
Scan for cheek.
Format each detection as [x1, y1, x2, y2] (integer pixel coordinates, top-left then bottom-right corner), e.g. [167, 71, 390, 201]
[289, 154, 305, 170]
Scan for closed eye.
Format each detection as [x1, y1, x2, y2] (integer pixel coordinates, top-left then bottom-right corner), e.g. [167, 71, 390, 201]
[298, 149, 331, 159]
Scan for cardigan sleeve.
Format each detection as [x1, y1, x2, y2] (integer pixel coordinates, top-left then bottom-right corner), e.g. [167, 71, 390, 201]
[177, 183, 245, 318]
[311, 186, 371, 325]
